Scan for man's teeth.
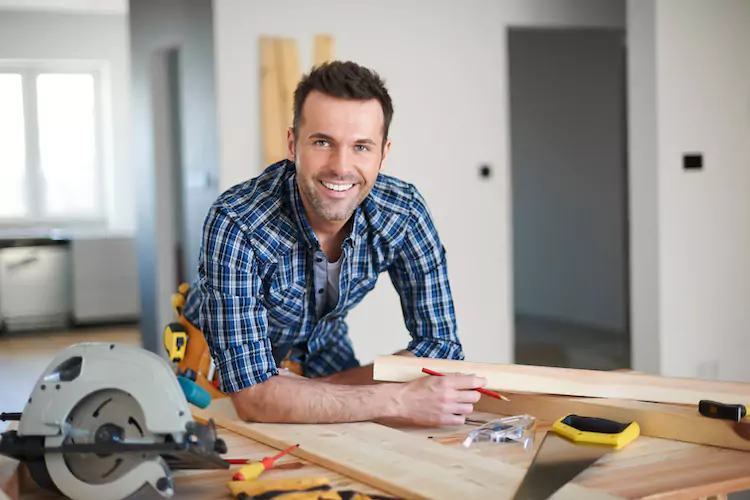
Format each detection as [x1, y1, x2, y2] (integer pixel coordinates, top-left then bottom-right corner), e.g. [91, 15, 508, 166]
[321, 181, 354, 192]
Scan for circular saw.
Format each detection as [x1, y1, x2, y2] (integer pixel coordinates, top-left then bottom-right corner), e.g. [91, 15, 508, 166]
[0, 342, 229, 499]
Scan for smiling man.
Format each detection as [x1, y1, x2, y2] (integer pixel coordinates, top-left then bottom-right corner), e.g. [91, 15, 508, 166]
[183, 61, 484, 425]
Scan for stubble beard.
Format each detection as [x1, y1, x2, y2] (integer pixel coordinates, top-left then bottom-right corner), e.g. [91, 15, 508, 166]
[294, 147, 381, 223]
[300, 177, 360, 222]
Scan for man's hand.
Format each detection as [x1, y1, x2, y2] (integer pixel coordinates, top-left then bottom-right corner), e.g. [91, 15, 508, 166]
[388, 373, 486, 426]
[230, 371, 486, 426]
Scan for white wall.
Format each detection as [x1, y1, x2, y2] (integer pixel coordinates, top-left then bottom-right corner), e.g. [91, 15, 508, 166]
[510, 29, 627, 333]
[627, 0, 661, 374]
[214, 0, 625, 365]
[0, 10, 134, 236]
[629, 0, 750, 380]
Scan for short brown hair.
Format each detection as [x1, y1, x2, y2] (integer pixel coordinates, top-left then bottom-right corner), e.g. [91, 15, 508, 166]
[293, 61, 394, 148]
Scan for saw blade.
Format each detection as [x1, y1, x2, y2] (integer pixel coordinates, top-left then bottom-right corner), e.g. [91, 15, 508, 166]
[60, 389, 164, 486]
[512, 431, 611, 500]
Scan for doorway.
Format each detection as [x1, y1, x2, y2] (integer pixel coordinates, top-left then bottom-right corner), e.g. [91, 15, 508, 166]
[508, 28, 630, 370]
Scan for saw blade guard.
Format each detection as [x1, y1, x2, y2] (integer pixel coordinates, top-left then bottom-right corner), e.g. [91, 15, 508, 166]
[18, 342, 194, 439]
[43, 388, 175, 499]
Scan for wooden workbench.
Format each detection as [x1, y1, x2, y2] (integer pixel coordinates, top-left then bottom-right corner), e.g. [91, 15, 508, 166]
[5, 408, 750, 500]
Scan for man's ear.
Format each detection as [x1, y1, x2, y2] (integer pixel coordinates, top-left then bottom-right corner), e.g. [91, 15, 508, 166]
[379, 139, 392, 172]
[286, 127, 295, 161]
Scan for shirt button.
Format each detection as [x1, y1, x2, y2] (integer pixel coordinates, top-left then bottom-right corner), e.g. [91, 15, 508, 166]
[318, 289, 324, 294]
[316, 258, 323, 263]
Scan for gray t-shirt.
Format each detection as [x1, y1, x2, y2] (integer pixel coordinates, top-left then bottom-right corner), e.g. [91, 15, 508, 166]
[313, 249, 342, 318]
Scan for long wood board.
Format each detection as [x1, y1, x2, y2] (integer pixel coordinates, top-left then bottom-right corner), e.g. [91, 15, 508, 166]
[475, 392, 750, 452]
[313, 34, 334, 67]
[373, 355, 750, 407]
[0, 452, 19, 500]
[194, 398, 619, 500]
[260, 36, 287, 166]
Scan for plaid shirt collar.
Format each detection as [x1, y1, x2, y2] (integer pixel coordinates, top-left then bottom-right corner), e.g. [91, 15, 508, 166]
[282, 160, 383, 251]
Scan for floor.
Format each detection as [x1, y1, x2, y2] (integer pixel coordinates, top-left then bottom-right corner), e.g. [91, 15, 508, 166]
[514, 313, 631, 371]
[0, 323, 141, 432]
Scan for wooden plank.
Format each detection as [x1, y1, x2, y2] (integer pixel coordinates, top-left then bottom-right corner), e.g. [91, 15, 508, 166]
[474, 392, 750, 452]
[313, 34, 334, 67]
[373, 355, 750, 407]
[1, 421, 20, 500]
[171, 427, 388, 499]
[0, 454, 19, 500]
[260, 36, 287, 166]
[277, 38, 301, 131]
[193, 399, 619, 500]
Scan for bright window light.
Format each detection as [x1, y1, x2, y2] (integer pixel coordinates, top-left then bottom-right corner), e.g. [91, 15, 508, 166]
[0, 73, 27, 217]
[37, 73, 98, 217]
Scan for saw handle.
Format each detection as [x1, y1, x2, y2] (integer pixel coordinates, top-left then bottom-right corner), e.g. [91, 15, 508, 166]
[552, 414, 640, 450]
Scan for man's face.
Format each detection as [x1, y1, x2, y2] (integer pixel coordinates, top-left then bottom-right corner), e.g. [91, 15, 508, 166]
[287, 90, 391, 225]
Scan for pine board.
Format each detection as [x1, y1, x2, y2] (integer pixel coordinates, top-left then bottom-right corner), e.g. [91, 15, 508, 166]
[260, 36, 287, 165]
[313, 34, 334, 67]
[194, 398, 619, 500]
[373, 355, 750, 407]
[475, 392, 750, 452]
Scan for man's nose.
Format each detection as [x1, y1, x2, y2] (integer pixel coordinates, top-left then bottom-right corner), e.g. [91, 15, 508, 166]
[329, 146, 351, 175]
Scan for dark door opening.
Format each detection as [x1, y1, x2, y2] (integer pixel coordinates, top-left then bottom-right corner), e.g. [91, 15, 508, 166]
[509, 28, 630, 370]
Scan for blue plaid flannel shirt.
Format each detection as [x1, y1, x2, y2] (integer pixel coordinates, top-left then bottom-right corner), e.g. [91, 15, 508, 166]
[183, 160, 464, 394]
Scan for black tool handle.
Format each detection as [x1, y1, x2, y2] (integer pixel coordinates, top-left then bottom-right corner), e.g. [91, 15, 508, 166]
[0, 412, 22, 421]
[699, 400, 747, 422]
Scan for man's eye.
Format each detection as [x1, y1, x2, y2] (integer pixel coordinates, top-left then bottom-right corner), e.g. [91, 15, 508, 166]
[355, 145, 370, 152]
[314, 140, 330, 147]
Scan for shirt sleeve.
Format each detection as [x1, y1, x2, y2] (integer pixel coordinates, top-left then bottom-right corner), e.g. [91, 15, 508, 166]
[198, 204, 279, 393]
[388, 186, 465, 360]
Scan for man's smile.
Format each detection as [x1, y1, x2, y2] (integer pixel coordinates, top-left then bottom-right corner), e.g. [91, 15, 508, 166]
[320, 180, 356, 194]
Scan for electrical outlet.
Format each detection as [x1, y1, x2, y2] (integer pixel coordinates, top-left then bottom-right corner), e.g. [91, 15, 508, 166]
[697, 360, 718, 380]
[683, 153, 703, 170]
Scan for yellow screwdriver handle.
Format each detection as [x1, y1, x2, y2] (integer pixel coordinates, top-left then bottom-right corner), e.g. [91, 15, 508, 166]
[233, 462, 266, 482]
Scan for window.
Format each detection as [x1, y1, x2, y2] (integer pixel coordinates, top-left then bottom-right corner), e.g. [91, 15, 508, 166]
[0, 63, 106, 226]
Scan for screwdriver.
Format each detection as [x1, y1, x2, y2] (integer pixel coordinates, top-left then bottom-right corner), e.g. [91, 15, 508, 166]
[232, 444, 300, 481]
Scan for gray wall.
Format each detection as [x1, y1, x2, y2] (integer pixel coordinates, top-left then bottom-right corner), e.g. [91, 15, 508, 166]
[510, 28, 628, 333]
[129, 0, 219, 353]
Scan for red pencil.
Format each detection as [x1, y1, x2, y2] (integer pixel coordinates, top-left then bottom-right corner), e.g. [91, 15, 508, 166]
[421, 367, 510, 401]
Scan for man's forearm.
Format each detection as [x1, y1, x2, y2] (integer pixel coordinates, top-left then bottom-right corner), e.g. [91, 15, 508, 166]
[317, 349, 416, 385]
[231, 375, 400, 423]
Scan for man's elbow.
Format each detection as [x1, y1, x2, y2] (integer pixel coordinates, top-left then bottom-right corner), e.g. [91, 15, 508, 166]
[230, 382, 273, 422]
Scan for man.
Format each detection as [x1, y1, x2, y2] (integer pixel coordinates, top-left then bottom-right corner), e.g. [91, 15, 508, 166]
[183, 61, 486, 425]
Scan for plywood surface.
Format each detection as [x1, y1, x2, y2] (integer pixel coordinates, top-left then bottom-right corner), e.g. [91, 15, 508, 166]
[11, 403, 750, 499]
[194, 399, 616, 500]
[373, 355, 750, 407]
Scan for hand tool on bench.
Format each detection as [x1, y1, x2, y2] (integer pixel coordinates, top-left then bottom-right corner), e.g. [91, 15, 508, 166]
[512, 414, 640, 500]
[0, 342, 230, 500]
[421, 367, 510, 401]
[699, 400, 748, 422]
[227, 476, 401, 500]
[232, 444, 300, 481]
